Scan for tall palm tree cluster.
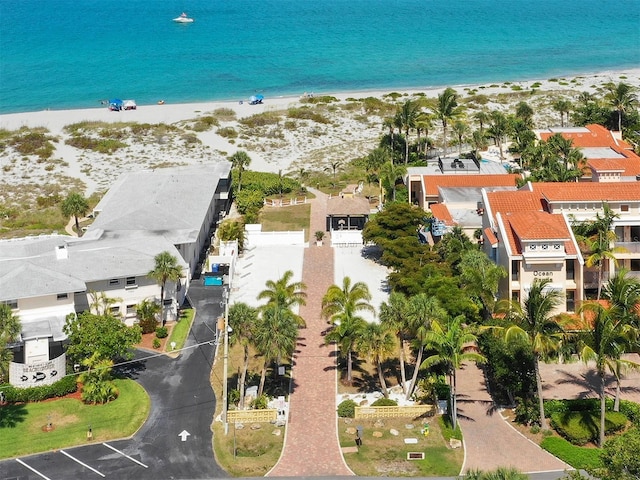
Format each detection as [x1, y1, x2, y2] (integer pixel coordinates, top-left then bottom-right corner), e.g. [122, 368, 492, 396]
[227, 270, 306, 408]
[321, 276, 485, 430]
[367, 81, 637, 199]
[495, 274, 640, 447]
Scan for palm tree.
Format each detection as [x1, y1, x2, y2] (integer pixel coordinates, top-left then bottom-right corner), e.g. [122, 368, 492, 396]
[451, 120, 469, 157]
[380, 160, 407, 202]
[365, 147, 390, 205]
[0, 304, 21, 383]
[356, 322, 396, 397]
[228, 302, 259, 408]
[379, 292, 409, 394]
[515, 101, 534, 129]
[324, 161, 342, 188]
[421, 315, 485, 429]
[229, 150, 252, 192]
[88, 290, 122, 317]
[396, 100, 419, 163]
[602, 268, 640, 328]
[258, 270, 307, 326]
[382, 117, 397, 152]
[473, 110, 490, 134]
[496, 278, 564, 430]
[253, 304, 298, 397]
[459, 249, 507, 320]
[552, 99, 572, 127]
[577, 302, 639, 446]
[61, 192, 89, 235]
[487, 111, 509, 160]
[601, 269, 640, 410]
[584, 231, 626, 300]
[415, 112, 433, 158]
[217, 219, 246, 252]
[435, 87, 462, 155]
[405, 294, 447, 400]
[322, 276, 374, 384]
[79, 352, 118, 404]
[136, 298, 161, 333]
[148, 251, 183, 326]
[604, 82, 638, 132]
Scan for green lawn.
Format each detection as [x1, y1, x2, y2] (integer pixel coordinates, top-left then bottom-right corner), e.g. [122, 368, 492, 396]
[259, 203, 311, 240]
[338, 415, 463, 476]
[0, 379, 149, 459]
[540, 436, 603, 470]
[169, 308, 194, 352]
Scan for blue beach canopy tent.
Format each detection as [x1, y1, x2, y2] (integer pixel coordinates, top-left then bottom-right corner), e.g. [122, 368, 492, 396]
[108, 98, 123, 111]
[249, 94, 264, 105]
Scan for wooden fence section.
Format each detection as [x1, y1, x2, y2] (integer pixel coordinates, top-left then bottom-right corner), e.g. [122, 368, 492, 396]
[227, 409, 278, 423]
[264, 197, 308, 207]
[354, 405, 434, 419]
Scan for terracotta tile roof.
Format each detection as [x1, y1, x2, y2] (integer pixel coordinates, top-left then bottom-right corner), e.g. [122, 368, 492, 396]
[484, 227, 498, 246]
[429, 203, 455, 225]
[423, 174, 520, 196]
[485, 190, 546, 224]
[500, 211, 577, 255]
[587, 157, 640, 177]
[539, 124, 635, 151]
[530, 182, 640, 202]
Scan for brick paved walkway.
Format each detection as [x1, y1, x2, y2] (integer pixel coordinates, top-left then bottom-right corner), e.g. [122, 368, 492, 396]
[267, 189, 353, 477]
[457, 362, 570, 474]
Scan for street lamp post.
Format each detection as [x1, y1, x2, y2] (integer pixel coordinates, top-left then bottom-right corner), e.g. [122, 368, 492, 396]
[222, 286, 230, 435]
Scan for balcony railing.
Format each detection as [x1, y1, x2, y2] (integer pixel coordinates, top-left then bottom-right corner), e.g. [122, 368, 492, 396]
[615, 241, 640, 254]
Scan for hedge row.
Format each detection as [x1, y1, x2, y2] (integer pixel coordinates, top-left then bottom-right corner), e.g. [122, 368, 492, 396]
[550, 410, 627, 445]
[0, 375, 78, 403]
[540, 436, 603, 469]
[545, 398, 640, 426]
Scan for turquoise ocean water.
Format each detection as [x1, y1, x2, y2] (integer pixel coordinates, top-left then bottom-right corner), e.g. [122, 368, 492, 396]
[1, 0, 639, 114]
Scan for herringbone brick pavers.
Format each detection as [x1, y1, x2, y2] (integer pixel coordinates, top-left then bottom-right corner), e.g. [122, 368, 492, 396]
[268, 189, 353, 477]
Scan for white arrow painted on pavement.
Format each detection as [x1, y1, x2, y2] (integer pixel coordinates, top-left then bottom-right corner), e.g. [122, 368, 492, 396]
[178, 430, 191, 442]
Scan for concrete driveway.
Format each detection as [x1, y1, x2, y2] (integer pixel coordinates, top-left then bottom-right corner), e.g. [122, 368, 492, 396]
[0, 279, 227, 480]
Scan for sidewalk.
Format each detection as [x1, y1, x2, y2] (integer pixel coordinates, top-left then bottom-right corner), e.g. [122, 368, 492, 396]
[267, 189, 353, 477]
[456, 362, 570, 474]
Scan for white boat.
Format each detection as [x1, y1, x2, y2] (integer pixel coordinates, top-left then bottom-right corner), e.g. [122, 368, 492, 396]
[173, 12, 194, 23]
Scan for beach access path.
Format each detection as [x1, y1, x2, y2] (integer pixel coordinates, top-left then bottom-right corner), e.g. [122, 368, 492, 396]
[267, 188, 353, 477]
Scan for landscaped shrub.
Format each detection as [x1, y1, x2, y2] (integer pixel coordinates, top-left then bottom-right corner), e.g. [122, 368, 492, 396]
[155, 326, 168, 338]
[1, 374, 78, 403]
[152, 338, 161, 349]
[371, 398, 397, 407]
[139, 316, 158, 334]
[337, 399, 357, 418]
[613, 399, 640, 426]
[252, 394, 268, 409]
[540, 436, 603, 469]
[551, 411, 628, 445]
[438, 414, 463, 441]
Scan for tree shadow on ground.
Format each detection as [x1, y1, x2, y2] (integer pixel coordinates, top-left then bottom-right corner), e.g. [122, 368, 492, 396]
[0, 403, 28, 428]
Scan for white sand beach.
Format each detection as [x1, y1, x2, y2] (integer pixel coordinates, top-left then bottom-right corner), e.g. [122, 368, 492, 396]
[1, 68, 638, 195]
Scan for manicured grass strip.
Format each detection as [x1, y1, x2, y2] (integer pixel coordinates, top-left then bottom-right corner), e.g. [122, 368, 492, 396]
[259, 203, 311, 240]
[0, 379, 149, 459]
[540, 436, 603, 470]
[169, 308, 194, 351]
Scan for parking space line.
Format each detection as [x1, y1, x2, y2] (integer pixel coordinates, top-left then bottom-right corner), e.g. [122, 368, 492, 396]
[15, 458, 53, 480]
[60, 450, 105, 477]
[102, 442, 148, 468]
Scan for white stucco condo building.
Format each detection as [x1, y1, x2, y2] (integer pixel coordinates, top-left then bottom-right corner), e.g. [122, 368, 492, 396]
[1, 163, 231, 387]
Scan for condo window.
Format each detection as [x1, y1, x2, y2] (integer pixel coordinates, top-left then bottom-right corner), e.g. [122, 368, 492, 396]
[126, 304, 136, 315]
[57, 293, 68, 300]
[3, 299, 18, 309]
[109, 278, 120, 286]
[126, 276, 136, 286]
[621, 205, 629, 212]
[511, 260, 520, 281]
[110, 306, 120, 315]
[566, 260, 575, 280]
[566, 290, 575, 312]
[163, 299, 173, 306]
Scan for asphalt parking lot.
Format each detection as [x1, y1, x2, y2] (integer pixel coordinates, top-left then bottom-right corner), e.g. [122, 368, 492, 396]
[0, 279, 227, 480]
